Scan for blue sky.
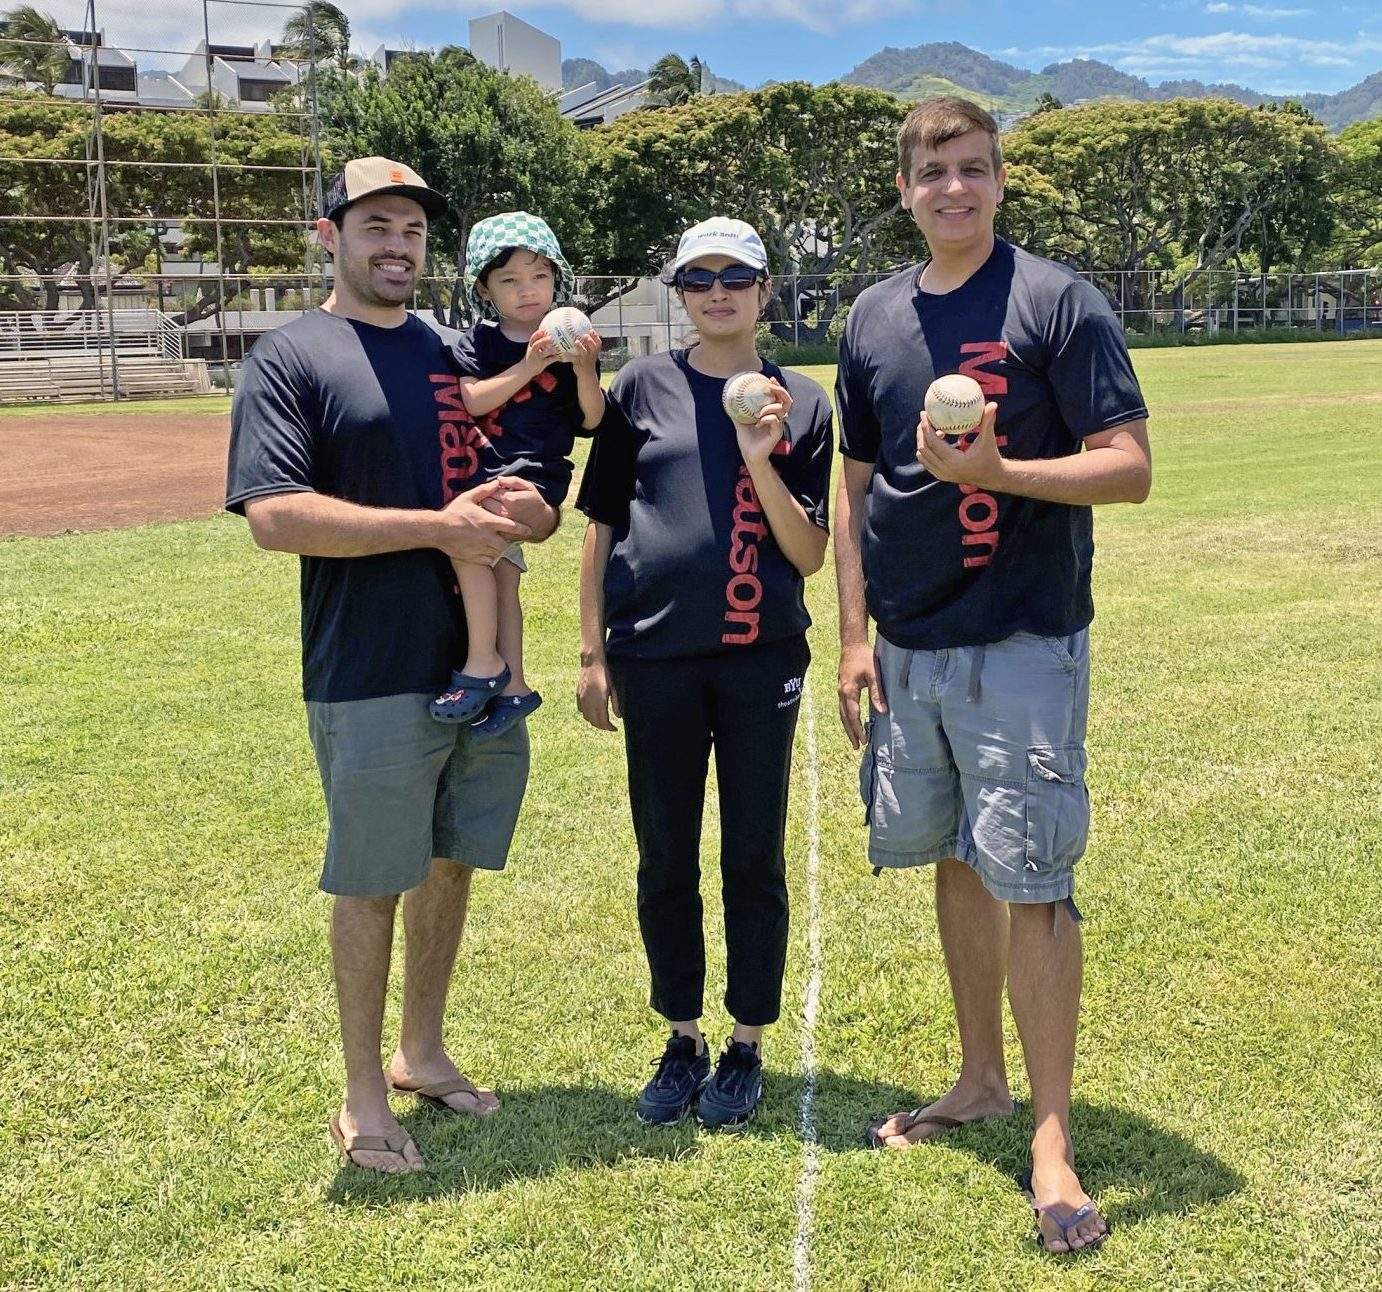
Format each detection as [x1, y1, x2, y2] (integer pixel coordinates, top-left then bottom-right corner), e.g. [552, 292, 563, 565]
[54, 1, 1381, 95]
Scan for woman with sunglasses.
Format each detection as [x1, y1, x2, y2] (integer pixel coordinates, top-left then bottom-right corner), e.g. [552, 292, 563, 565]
[576, 218, 834, 1129]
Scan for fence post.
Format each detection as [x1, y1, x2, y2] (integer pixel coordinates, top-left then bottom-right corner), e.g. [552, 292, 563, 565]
[792, 274, 800, 347]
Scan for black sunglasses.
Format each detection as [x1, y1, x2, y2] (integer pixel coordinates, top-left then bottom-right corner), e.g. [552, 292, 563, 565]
[675, 265, 765, 293]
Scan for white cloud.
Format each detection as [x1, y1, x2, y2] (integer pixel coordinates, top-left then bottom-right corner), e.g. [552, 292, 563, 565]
[1204, 3, 1315, 17]
[1003, 29, 1382, 79]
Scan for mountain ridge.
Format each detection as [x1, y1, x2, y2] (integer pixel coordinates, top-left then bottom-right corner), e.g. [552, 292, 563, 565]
[839, 44, 1379, 130]
[563, 44, 1378, 130]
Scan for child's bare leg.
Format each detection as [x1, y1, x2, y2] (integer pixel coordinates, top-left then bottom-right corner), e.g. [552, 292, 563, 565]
[454, 558, 505, 678]
[493, 557, 530, 696]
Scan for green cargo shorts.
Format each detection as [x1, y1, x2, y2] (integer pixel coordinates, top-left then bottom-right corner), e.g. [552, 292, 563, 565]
[306, 691, 530, 897]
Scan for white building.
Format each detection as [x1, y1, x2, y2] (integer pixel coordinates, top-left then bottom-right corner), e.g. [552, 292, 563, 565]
[0, 27, 138, 102]
[176, 41, 299, 110]
[468, 11, 561, 92]
[560, 78, 651, 127]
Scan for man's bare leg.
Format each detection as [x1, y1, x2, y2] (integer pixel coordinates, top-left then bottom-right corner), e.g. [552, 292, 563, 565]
[332, 894, 424, 1172]
[389, 857, 499, 1115]
[1008, 901, 1106, 1251]
[874, 857, 1015, 1147]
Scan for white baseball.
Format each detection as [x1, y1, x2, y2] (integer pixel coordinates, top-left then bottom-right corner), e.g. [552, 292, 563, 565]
[722, 371, 776, 425]
[924, 373, 985, 436]
[539, 306, 594, 356]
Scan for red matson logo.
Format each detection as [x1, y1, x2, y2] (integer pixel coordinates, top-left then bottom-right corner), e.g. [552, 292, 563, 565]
[723, 465, 767, 645]
[955, 340, 1009, 569]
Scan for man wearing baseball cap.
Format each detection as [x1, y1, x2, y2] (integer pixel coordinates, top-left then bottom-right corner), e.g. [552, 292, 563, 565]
[226, 157, 558, 1173]
[835, 100, 1151, 1251]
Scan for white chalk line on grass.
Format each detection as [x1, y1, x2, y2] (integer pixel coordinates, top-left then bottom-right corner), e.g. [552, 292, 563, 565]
[793, 687, 823, 1292]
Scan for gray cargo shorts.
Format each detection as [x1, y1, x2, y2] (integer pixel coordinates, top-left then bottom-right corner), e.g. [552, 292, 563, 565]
[306, 692, 530, 897]
[860, 630, 1091, 910]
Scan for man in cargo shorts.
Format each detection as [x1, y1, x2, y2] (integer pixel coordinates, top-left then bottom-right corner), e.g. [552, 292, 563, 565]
[226, 158, 558, 1173]
[834, 99, 1152, 1251]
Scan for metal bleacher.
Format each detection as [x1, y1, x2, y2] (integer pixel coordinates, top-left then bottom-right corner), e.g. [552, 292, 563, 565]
[0, 310, 211, 403]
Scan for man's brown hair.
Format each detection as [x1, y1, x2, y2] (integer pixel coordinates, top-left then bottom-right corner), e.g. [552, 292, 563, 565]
[897, 97, 1003, 182]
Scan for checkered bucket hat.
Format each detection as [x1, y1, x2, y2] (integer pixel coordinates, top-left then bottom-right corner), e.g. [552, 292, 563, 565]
[463, 211, 576, 319]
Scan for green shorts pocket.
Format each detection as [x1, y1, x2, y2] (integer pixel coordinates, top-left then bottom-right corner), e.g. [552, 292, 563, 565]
[1024, 744, 1090, 870]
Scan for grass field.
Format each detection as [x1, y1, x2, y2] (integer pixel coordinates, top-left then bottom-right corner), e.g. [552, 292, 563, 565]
[2, 342, 1380, 1290]
[0, 394, 232, 419]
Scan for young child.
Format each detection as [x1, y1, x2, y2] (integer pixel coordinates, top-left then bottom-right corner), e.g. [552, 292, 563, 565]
[431, 212, 604, 737]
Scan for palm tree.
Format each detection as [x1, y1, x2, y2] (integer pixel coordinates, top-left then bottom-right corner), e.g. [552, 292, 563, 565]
[647, 53, 700, 108]
[280, 1, 353, 72]
[0, 6, 71, 96]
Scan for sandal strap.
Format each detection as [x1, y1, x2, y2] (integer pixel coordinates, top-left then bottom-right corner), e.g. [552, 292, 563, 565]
[899, 1108, 964, 1133]
[411, 1076, 480, 1100]
[341, 1129, 412, 1156]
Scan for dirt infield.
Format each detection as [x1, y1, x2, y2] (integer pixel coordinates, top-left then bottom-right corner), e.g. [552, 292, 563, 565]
[0, 410, 231, 537]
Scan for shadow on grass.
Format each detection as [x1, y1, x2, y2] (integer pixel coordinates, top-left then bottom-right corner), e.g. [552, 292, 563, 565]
[326, 1074, 1243, 1232]
[806, 1081, 1244, 1230]
[324, 1070, 917, 1206]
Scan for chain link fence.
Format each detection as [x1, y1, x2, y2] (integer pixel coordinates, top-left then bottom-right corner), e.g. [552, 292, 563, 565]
[2, 264, 1378, 400]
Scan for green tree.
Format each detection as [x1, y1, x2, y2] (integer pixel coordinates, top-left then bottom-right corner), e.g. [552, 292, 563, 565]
[1326, 117, 1382, 267]
[0, 94, 312, 316]
[1032, 91, 1063, 114]
[584, 82, 912, 339]
[317, 52, 590, 324]
[999, 97, 1334, 301]
[646, 54, 701, 108]
[280, 1, 354, 72]
[0, 6, 69, 96]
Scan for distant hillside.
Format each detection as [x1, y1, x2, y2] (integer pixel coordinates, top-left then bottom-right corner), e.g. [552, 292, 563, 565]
[561, 57, 744, 97]
[838, 43, 1380, 130]
[562, 58, 646, 94]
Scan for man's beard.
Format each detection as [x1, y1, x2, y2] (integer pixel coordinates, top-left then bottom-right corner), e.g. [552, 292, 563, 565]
[339, 250, 416, 308]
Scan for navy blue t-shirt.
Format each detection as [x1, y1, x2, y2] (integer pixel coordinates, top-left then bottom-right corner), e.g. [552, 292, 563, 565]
[577, 349, 834, 660]
[449, 320, 594, 507]
[837, 239, 1148, 650]
[225, 309, 472, 703]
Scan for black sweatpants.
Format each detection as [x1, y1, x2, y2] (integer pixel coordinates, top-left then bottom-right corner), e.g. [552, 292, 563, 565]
[609, 633, 810, 1027]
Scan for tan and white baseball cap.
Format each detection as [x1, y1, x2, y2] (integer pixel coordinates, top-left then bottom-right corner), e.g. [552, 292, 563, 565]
[322, 156, 448, 221]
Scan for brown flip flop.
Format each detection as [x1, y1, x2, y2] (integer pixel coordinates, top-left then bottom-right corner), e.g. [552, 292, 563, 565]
[866, 1107, 964, 1149]
[387, 1074, 499, 1117]
[328, 1114, 423, 1172]
[866, 1098, 1023, 1149]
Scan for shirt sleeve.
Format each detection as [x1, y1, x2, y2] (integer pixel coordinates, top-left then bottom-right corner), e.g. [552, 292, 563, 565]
[224, 334, 316, 515]
[835, 313, 881, 463]
[1045, 279, 1150, 439]
[449, 325, 484, 378]
[777, 389, 834, 532]
[575, 379, 637, 528]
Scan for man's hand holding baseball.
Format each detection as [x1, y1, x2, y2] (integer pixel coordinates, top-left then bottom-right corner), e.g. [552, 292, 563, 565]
[916, 401, 1004, 490]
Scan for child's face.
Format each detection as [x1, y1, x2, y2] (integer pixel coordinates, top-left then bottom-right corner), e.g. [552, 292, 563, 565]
[478, 250, 556, 327]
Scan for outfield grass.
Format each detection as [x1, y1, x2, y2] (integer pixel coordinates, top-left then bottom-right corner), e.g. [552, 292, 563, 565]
[0, 394, 231, 419]
[2, 342, 1379, 1290]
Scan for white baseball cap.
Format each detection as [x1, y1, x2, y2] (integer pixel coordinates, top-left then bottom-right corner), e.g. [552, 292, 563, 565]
[667, 217, 769, 276]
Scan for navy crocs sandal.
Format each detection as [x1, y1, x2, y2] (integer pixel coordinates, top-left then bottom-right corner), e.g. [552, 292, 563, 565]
[430, 666, 511, 724]
[469, 690, 542, 741]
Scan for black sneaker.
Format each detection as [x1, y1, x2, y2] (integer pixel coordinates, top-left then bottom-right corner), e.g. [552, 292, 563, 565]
[697, 1039, 763, 1130]
[636, 1033, 710, 1125]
